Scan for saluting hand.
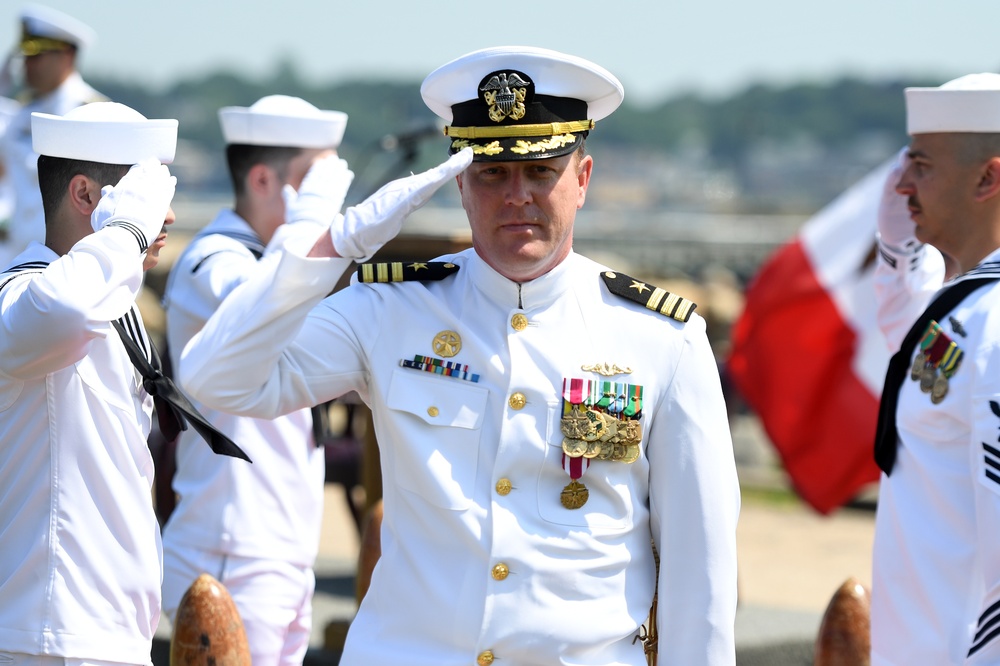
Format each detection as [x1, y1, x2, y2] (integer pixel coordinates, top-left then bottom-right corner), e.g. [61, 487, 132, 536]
[877, 147, 919, 253]
[92, 159, 176, 253]
[330, 147, 474, 262]
[283, 155, 354, 228]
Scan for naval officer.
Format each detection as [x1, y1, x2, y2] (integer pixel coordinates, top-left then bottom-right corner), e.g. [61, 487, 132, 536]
[872, 73, 1000, 664]
[181, 45, 740, 665]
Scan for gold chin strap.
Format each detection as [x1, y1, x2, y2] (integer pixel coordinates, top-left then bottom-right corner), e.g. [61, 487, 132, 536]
[20, 37, 72, 57]
[445, 119, 594, 140]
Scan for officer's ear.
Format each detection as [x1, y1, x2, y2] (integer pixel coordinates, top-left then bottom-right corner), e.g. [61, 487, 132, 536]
[974, 157, 1000, 203]
[66, 173, 101, 216]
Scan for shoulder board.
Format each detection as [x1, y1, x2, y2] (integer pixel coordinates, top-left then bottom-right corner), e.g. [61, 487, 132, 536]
[600, 270, 697, 323]
[358, 261, 460, 284]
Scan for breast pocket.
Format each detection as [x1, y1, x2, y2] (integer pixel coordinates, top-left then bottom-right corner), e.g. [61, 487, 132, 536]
[385, 369, 489, 510]
[536, 402, 634, 530]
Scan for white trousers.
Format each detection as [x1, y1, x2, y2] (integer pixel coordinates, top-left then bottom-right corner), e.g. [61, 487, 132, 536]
[161, 544, 315, 666]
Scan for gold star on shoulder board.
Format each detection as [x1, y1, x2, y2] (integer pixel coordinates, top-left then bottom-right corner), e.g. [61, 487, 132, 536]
[629, 280, 650, 294]
[409, 262, 428, 271]
[601, 270, 697, 323]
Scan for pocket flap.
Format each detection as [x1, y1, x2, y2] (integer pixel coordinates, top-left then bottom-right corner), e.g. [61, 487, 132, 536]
[387, 368, 488, 429]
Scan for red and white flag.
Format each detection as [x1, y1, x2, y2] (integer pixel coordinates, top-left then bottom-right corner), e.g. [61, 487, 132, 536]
[727, 158, 895, 514]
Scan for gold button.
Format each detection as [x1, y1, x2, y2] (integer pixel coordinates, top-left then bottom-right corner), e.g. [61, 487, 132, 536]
[427, 406, 439, 417]
[491, 563, 509, 581]
[477, 650, 495, 666]
[508, 392, 526, 410]
[511, 313, 528, 331]
[495, 478, 512, 496]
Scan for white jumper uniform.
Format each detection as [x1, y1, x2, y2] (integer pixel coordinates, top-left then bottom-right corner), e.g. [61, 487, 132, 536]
[872, 243, 1000, 664]
[0, 232, 159, 665]
[181, 238, 741, 666]
[160, 210, 323, 664]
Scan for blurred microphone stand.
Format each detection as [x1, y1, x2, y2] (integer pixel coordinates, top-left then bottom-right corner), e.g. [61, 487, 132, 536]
[349, 121, 444, 203]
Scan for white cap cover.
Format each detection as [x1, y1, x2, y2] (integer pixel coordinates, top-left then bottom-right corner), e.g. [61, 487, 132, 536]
[32, 102, 179, 164]
[906, 73, 1000, 134]
[20, 3, 96, 49]
[218, 95, 348, 148]
[420, 45, 623, 161]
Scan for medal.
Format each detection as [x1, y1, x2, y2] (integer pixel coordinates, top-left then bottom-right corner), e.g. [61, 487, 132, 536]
[915, 323, 965, 403]
[560, 479, 589, 509]
[620, 443, 641, 464]
[560, 407, 592, 439]
[919, 365, 937, 393]
[910, 352, 926, 381]
[562, 438, 588, 458]
[930, 374, 949, 404]
[560, 449, 590, 510]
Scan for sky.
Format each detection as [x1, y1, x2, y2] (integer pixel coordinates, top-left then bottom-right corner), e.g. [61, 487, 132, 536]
[3, 0, 1000, 106]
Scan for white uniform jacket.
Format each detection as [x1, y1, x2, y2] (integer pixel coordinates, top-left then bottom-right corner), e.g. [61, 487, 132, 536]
[872, 244, 1000, 664]
[0, 73, 106, 266]
[161, 210, 323, 565]
[0, 233, 160, 664]
[181, 242, 741, 666]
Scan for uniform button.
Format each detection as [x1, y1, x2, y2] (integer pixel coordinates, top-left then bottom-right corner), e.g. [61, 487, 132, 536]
[508, 392, 526, 410]
[477, 650, 495, 666]
[427, 406, 439, 417]
[495, 478, 512, 496]
[491, 563, 509, 581]
[511, 313, 528, 331]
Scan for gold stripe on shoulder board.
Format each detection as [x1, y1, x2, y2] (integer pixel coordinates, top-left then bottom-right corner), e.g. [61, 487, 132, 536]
[600, 270, 697, 323]
[358, 261, 460, 284]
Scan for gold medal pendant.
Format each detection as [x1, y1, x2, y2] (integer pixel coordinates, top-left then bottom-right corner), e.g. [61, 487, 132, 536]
[560, 479, 589, 509]
[930, 374, 949, 404]
[562, 438, 588, 458]
[919, 365, 937, 393]
[910, 352, 926, 381]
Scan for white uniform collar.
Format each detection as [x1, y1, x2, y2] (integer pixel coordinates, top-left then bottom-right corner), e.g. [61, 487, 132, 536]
[464, 249, 583, 310]
[5, 240, 58, 267]
[955, 246, 1000, 282]
[209, 208, 257, 235]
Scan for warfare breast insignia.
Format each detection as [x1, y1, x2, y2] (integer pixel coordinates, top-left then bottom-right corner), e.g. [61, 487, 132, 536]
[357, 261, 459, 283]
[910, 320, 964, 404]
[600, 271, 697, 323]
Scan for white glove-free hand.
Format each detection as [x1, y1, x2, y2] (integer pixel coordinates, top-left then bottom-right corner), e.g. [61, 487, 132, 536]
[92, 159, 176, 253]
[331, 147, 474, 262]
[877, 147, 920, 253]
[283, 155, 354, 227]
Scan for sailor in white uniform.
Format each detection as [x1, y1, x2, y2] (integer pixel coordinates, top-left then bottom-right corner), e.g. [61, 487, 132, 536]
[160, 95, 352, 666]
[0, 102, 178, 665]
[872, 73, 1000, 665]
[181, 46, 740, 666]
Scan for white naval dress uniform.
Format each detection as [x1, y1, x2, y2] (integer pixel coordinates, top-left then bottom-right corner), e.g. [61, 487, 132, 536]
[872, 243, 1000, 664]
[0, 72, 105, 267]
[181, 239, 741, 666]
[160, 210, 324, 664]
[0, 233, 160, 664]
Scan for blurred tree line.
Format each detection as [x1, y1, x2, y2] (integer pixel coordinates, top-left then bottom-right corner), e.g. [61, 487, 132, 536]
[88, 63, 935, 207]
